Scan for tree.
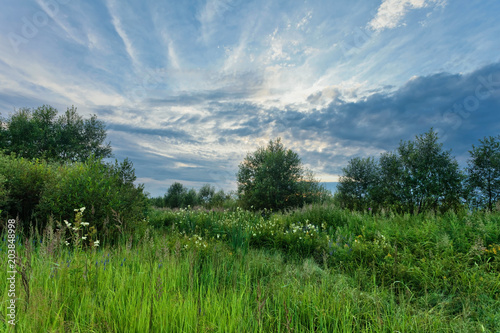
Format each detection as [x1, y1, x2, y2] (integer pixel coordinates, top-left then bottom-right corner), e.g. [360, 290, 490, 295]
[467, 136, 500, 211]
[198, 184, 216, 206]
[379, 129, 464, 213]
[337, 129, 464, 213]
[183, 188, 199, 207]
[237, 138, 323, 211]
[398, 129, 464, 213]
[337, 157, 380, 210]
[0, 105, 112, 162]
[165, 182, 188, 208]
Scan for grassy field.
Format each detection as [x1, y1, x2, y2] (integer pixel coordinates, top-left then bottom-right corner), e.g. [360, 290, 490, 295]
[1, 205, 500, 332]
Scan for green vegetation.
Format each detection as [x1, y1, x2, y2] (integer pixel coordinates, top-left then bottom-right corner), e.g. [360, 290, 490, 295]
[237, 138, 328, 211]
[467, 135, 500, 211]
[0, 152, 148, 242]
[150, 183, 234, 210]
[0, 105, 112, 162]
[1, 205, 499, 332]
[1, 106, 500, 331]
[336, 129, 497, 214]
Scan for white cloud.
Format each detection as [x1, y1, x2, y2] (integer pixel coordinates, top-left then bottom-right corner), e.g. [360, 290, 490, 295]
[368, 0, 446, 32]
[105, 0, 141, 70]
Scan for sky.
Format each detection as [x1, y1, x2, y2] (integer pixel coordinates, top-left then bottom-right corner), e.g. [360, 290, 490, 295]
[1, 0, 499, 197]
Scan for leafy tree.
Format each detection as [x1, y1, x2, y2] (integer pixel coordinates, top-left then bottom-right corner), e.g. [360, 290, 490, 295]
[1, 105, 112, 162]
[337, 129, 464, 214]
[183, 188, 199, 207]
[198, 184, 216, 206]
[237, 138, 323, 211]
[197, 184, 227, 208]
[337, 157, 380, 210]
[397, 129, 464, 213]
[377, 129, 464, 213]
[467, 136, 500, 211]
[165, 182, 188, 208]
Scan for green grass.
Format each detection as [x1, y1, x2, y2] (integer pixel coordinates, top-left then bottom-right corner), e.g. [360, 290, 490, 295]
[1, 205, 499, 332]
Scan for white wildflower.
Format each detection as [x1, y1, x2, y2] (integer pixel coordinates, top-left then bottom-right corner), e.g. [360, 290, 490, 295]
[81, 222, 89, 226]
[93, 240, 100, 247]
[82, 236, 87, 240]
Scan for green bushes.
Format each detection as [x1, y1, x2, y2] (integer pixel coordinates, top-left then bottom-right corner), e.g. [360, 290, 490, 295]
[0, 153, 55, 226]
[0, 152, 147, 242]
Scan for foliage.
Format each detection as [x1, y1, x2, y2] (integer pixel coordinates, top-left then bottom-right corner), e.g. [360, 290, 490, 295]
[467, 135, 500, 211]
[237, 138, 326, 211]
[0, 105, 112, 162]
[0, 153, 55, 225]
[337, 129, 465, 213]
[393, 129, 464, 213]
[150, 183, 233, 209]
[2, 205, 499, 332]
[336, 157, 380, 210]
[0, 152, 147, 242]
[164, 182, 189, 208]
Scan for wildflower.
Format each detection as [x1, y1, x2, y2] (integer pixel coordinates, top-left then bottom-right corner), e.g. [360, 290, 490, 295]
[64, 220, 71, 227]
[80, 207, 86, 212]
[93, 240, 100, 247]
[386, 253, 392, 258]
[443, 276, 447, 279]
[81, 222, 89, 226]
[82, 236, 87, 240]
[65, 241, 70, 246]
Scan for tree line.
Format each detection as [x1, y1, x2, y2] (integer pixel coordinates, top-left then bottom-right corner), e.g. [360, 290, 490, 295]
[149, 183, 235, 209]
[336, 129, 500, 213]
[1, 105, 499, 235]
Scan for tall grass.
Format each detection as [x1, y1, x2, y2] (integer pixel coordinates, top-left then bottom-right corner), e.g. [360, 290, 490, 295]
[1, 205, 499, 332]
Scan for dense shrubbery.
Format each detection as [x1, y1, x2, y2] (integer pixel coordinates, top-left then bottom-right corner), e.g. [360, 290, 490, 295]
[0, 152, 148, 241]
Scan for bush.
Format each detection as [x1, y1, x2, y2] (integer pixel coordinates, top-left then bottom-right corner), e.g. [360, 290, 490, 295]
[0, 152, 148, 242]
[0, 153, 56, 228]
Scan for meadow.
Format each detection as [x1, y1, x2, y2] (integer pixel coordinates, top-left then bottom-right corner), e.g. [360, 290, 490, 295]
[1, 204, 500, 332]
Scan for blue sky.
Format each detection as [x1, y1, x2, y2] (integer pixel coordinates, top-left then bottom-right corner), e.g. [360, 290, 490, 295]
[1, 0, 499, 196]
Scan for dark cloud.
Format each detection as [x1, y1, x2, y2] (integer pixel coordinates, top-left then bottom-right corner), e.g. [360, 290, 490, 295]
[178, 61, 500, 185]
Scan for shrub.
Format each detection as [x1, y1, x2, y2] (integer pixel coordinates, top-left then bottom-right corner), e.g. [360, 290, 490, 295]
[38, 157, 148, 242]
[0, 152, 147, 242]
